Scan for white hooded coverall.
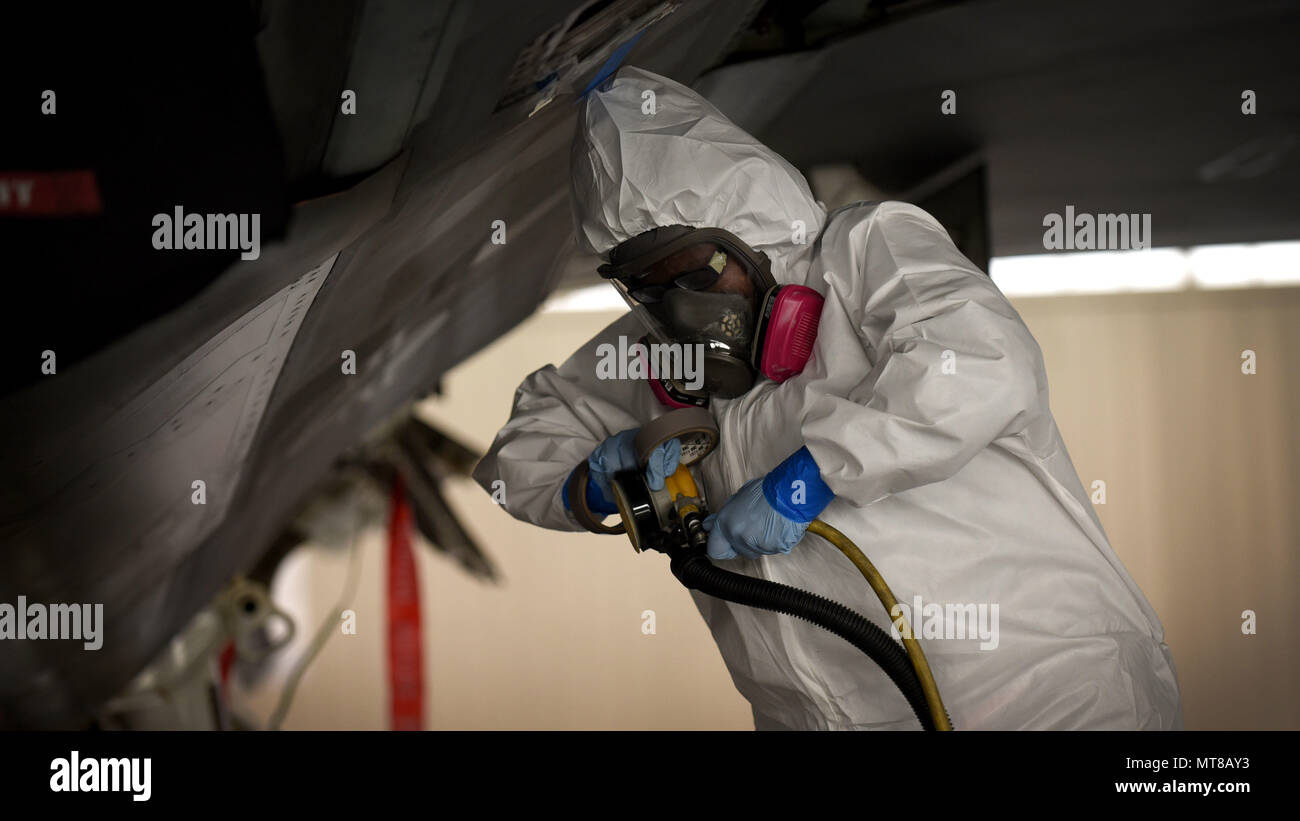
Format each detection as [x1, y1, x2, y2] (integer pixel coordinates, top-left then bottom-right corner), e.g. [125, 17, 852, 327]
[473, 66, 1184, 730]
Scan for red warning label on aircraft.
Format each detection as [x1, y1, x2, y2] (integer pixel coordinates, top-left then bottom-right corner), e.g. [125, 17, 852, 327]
[0, 170, 103, 215]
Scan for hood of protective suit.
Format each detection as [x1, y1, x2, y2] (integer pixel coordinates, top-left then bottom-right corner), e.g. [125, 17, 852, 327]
[570, 66, 826, 287]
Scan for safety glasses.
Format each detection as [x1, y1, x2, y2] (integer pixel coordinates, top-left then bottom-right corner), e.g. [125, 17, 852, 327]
[625, 248, 729, 303]
[598, 225, 776, 290]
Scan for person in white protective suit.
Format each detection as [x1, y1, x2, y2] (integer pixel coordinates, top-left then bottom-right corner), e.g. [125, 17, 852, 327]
[473, 66, 1184, 730]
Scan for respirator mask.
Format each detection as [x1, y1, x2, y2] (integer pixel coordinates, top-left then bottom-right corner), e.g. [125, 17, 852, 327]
[598, 225, 823, 401]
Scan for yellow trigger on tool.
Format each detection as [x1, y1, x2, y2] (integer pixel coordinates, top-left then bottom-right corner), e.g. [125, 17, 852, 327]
[664, 464, 697, 500]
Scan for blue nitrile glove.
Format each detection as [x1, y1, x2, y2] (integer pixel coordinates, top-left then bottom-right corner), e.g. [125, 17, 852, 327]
[703, 446, 834, 560]
[562, 429, 682, 515]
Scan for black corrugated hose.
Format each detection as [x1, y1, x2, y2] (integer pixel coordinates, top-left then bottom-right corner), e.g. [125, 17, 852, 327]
[669, 548, 939, 731]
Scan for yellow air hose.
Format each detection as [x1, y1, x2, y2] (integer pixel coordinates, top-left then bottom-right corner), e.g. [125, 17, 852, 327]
[807, 519, 953, 731]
